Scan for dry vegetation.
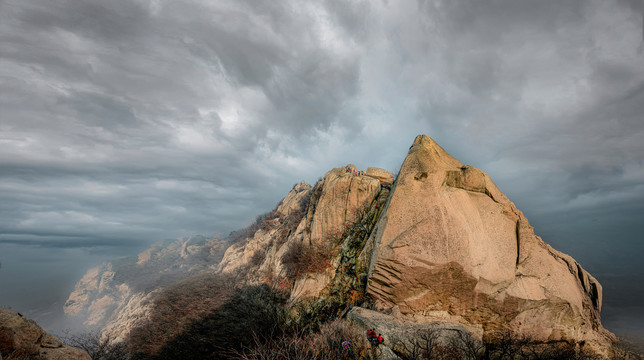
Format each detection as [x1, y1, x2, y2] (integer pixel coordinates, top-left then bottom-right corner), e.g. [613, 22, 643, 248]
[281, 240, 335, 281]
[62, 330, 127, 360]
[137, 284, 289, 360]
[389, 328, 638, 360]
[125, 273, 239, 358]
[235, 320, 373, 360]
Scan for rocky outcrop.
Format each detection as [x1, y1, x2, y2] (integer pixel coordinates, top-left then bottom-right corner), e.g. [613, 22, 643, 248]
[365, 135, 612, 352]
[64, 236, 227, 328]
[0, 307, 90, 360]
[365, 167, 394, 186]
[277, 181, 312, 216]
[348, 306, 478, 358]
[306, 165, 382, 246]
[218, 166, 391, 301]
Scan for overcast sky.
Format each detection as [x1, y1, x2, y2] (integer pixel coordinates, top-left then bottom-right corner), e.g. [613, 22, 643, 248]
[1, 0, 643, 337]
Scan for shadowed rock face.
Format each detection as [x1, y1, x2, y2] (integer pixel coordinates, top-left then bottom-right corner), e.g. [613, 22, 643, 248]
[366, 135, 612, 349]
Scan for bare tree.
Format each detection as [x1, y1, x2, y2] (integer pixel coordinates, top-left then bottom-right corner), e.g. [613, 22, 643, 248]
[393, 328, 442, 360]
[449, 330, 485, 360]
[61, 330, 128, 360]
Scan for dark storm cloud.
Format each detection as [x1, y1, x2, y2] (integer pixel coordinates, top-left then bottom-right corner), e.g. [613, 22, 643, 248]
[1, 0, 643, 336]
[0, 0, 371, 250]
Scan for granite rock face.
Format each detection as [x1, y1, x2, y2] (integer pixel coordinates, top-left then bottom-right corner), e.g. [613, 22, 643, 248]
[277, 181, 312, 216]
[0, 307, 90, 360]
[219, 166, 391, 300]
[308, 165, 382, 246]
[365, 167, 395, 186]
[366, 135, 611, 350]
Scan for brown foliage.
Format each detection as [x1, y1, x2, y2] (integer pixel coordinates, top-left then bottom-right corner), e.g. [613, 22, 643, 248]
[392, 329, 605, 360]
[281, 241, 334, 281]
[1, 349, 33, 360]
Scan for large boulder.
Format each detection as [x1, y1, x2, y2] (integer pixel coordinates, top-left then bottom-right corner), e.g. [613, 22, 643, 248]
[348, 306, 479, 355]
[365, 167, 394, 186]
[365, 135, 613, 351]
[308, 165, 381, 246]
[277, 181, 312, 216]
[0, 307, 90, 360]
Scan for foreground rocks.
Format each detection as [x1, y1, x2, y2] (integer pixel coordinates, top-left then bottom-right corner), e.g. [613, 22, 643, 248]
[0, 307, 90, 360]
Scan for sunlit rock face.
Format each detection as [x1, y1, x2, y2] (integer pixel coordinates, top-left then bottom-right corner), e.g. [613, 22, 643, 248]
[366, 135, 612, 351]
[308, 165, 382, 246]
[218, 166, 391, 301]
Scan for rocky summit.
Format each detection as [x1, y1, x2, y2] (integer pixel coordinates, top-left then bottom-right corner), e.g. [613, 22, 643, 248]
[364, 135, 613, 353]
[62, 134, 620, 359]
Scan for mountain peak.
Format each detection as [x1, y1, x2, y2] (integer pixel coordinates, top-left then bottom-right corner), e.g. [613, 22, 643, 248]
[365, 135, 612, 354]
[406, 134, 463, 172]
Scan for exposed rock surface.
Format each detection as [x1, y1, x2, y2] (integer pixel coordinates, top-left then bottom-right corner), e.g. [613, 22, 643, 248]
[277, 181, 312, 216]
[0, 307, 90, 360]
[348, 306, 477, 359]
[366, 167, 395, 186]
[307, 165, 382, 246]
[366, 135, 612, 351]
[62, 136, 619, 358]
[217, 165, 389, 301]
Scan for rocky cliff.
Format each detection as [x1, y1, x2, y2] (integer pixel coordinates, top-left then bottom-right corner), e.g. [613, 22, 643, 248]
[363, 135, 612, 353]
[217, 166, 386, 299]
[65, 167, 391, 343]
[0, 307, 90, 360]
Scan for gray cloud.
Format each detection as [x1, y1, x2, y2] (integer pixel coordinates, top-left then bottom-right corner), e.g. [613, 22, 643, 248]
[1, 0, 643, 337]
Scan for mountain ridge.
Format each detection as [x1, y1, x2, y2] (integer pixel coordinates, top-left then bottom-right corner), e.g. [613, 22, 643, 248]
[63, 134, 621, 358]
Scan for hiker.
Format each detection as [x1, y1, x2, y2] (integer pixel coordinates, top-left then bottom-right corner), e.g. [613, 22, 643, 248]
[367, 329, 380, 347]
[378, 334, 384, 345]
